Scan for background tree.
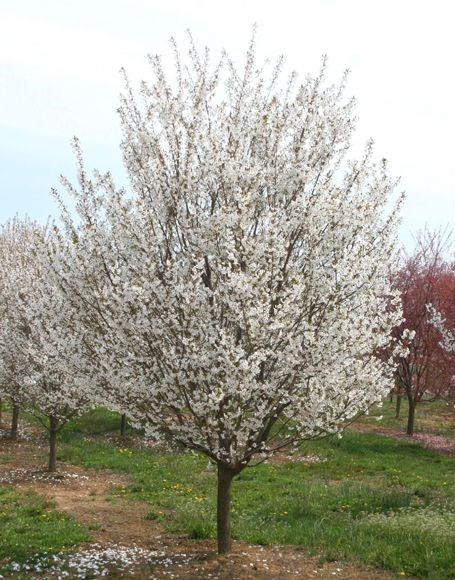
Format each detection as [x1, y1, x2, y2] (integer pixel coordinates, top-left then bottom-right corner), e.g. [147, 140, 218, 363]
[23, 266, 93, 472]
[392, 229, 455, 435]
[0, 218, 37, 439]
[44, 37, 403, 553]
[0, 218, 91, 469]
[429, 265, 455, 358]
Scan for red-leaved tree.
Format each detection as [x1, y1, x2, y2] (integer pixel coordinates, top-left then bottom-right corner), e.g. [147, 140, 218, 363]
[393, 229, 455, 435]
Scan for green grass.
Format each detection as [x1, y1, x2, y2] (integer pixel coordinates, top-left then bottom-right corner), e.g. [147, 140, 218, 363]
[20, 406, 137, 436]
[0, 487, 89, 569]
[64, 407, 132, 435]
[2, 405, 454, 578]
[359, 399, 455, 438]
[58, 419, 455, 579]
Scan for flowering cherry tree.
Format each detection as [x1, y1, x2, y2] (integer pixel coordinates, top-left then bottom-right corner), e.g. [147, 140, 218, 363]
[46, 37, 403, 552]
[24, 269, 93, 471]
[0, 218, 91, 469]
[0, 218, 37, 439]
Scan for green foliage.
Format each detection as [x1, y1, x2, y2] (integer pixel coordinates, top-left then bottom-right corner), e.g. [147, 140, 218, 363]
[0, 487, 89, 568]
[58, 427, 455, 579]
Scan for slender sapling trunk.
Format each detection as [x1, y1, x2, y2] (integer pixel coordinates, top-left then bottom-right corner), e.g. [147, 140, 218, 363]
[395, 394, 402, 419]
[216, 463, 235, 554]
[10, 404, 19, 440]
[48, 416, 60, 472]
[406, 400, 416, 436]
[120, 413, 127, 437]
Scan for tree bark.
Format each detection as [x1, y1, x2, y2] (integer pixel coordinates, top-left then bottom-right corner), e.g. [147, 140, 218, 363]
[120, 413, 127, 437]
[406, 400, 416, 436]
[48, 416, 59, 472]
[395, 394, 402, 419]
[10, 404, 19, 440]
[217, 463, 235, 554]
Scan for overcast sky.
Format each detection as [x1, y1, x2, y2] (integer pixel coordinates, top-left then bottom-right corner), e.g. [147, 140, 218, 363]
[1, 0, 454, 249]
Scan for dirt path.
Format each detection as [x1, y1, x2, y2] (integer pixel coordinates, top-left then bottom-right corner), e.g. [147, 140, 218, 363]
[0, 422, 391, 579]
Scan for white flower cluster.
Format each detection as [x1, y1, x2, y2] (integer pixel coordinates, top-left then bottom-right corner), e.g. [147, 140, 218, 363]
[0, 218, 91, 436]
[428, 304, 455, 352]
[0, 218, 36, 410]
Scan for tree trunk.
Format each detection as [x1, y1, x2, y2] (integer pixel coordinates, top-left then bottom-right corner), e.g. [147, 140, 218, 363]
[389, 391, 394, 403]
[406, 400, 416, 436]
[395, 394, 402, 419]
[48, 416, 59, 472]
[217, 463, 235, 554]
[120, 414, 127, 437]
[10, 404, 19, 440]
[0, 398, 2, 428]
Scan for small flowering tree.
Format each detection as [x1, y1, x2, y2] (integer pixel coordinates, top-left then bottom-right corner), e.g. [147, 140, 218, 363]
[0, 326, 23, 440]
[0, 218, 37, 439]
[46, 37, 403, 552]
[0, 218, 91, 469]
[23, 271, 93, 471]
[0, 331, 24, 440]
[392, 230, 455, 434]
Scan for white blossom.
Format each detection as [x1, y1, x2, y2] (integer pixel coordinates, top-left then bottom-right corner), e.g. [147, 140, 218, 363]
[44, 37, 403, 469]
[0, 218, 91, 461]
[428, 304, 455, 352]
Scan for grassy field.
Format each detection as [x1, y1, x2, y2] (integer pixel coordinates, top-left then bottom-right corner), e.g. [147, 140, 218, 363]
[1, 406, 454, 578]
[357, 399, 455, 438]
[57, 408, 455, 579]
[0, 487, 89, 569]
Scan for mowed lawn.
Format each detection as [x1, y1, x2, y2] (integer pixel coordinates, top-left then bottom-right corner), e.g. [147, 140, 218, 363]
[1, 407, 454, 579]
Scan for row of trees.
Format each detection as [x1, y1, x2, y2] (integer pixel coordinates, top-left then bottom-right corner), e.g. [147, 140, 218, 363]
[0, 37, 452, 553]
